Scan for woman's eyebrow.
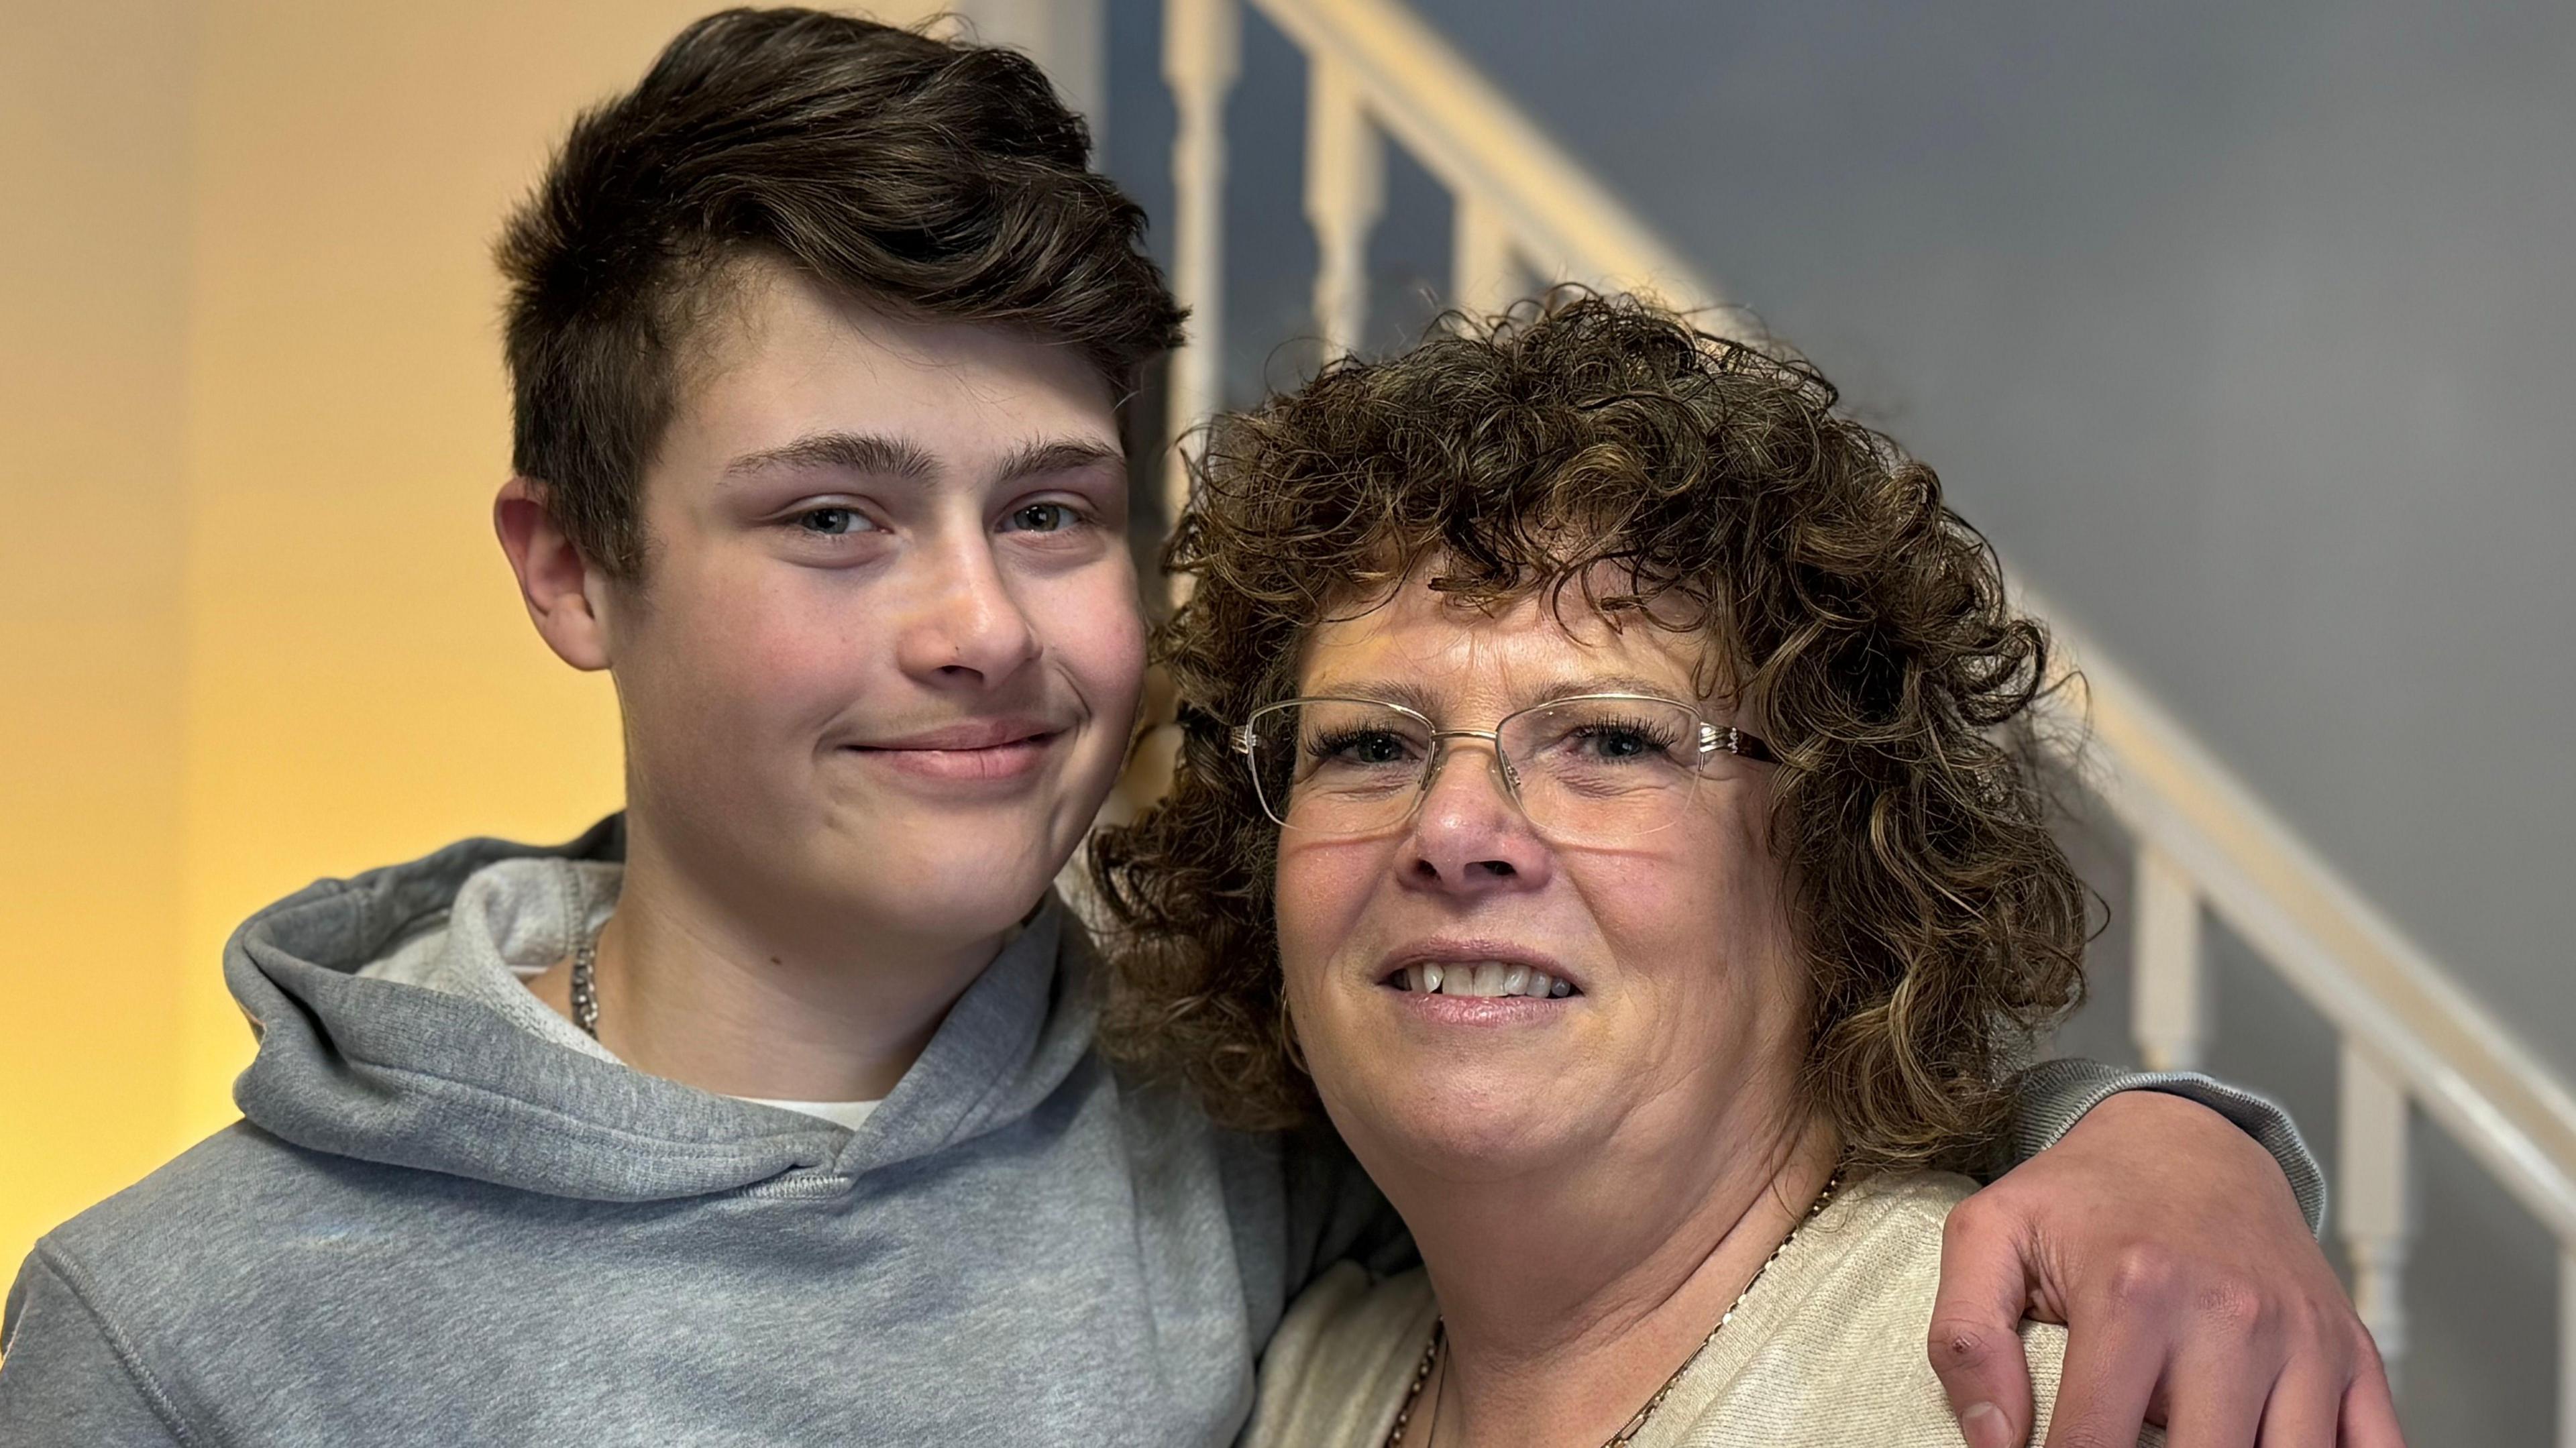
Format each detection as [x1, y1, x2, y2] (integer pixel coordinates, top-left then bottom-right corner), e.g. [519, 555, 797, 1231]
[1297, 673, 1687, 714]
[1523, 673, 1680, 704]
[1300, 678, 1440, 714]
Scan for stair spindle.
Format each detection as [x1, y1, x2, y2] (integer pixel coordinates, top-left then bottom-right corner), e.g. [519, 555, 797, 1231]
[2561, 1249, 2576, 1445]
[2339, 1042, 2413, 1385]
[1304, 53, 1384, 359]
[1161, 0, 1240, 604]
[2131, 843, 2206, 1073]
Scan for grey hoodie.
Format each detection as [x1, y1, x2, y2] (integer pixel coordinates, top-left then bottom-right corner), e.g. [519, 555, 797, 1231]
[0, 820, 2319, 1445]
[0, 820, 1389, 1445]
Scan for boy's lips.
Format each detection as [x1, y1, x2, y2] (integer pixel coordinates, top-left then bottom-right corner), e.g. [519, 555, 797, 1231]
[835, 717, 1067, 782]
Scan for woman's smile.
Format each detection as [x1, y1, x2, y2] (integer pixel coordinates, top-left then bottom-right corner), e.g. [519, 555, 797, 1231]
[1375, 939, 1586, 1026]
[1387, 962, 1577, 1000]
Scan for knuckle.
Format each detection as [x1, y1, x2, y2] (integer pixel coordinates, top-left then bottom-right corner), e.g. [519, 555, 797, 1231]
[2102, 1243, 2183, 1311]
[1941, 1194, 2006, 1249]
[2279, 1294, 2337, 1347]
[2190, 1275, 2269, 1337]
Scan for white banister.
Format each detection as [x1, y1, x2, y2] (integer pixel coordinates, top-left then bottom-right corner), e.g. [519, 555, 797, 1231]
[1303, 52, 1384, 357]
[2339, 1042, 2414, 1377]
[2131, 844, 2206, 1074]
[1247, 0, 1703, 306]
[1161, 0, 1240, 600]
[2058, 628, 2576, 1247]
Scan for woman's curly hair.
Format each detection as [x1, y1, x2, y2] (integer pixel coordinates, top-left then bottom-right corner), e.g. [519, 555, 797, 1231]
[1090, 292, 2087, 1173]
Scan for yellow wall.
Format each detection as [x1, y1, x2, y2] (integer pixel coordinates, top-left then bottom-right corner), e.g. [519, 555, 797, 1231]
[3, 0, 941, 1279]
[0, 0, 199, 1280]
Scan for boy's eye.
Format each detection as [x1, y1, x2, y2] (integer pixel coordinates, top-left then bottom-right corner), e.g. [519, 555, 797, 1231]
[1006, 502, 1079, 533]
[795, 506, 874, 536]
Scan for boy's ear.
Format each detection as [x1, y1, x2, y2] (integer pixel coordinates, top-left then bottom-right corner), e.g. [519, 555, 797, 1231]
[494, 477, 614, 671]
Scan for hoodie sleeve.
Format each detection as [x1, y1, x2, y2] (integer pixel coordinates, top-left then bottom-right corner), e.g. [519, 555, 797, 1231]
[1, 1246, 195, 1446]
[2008, 1056, 2327, 1237]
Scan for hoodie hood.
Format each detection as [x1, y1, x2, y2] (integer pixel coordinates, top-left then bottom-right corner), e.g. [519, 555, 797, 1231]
[225, 816, 1095, 1202]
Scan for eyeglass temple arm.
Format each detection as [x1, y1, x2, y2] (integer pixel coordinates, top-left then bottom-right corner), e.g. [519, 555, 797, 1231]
[1702, 723, 1776, 764]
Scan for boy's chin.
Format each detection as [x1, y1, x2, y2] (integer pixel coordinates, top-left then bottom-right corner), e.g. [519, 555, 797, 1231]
[812, 818, 1071, 941]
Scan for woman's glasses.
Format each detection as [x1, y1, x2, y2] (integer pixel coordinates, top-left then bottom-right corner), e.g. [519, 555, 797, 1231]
[1232, 693, 1774, 842]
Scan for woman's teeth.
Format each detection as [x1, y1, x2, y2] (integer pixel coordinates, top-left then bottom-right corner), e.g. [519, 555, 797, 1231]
[1399, 962, 1576, 999]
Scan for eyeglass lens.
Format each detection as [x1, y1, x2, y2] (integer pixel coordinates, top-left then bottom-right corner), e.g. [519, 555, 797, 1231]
[1246, 696, 1715, 840]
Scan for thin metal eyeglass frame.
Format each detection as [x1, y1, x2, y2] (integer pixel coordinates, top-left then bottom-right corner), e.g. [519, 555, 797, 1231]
[1230, 692, 1776, 838]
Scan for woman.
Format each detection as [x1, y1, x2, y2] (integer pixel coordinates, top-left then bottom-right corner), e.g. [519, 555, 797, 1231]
[1094, 294, 2143, 1445]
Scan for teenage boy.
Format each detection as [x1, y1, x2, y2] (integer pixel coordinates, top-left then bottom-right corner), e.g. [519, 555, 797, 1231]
[0, 10, 2392, 1447]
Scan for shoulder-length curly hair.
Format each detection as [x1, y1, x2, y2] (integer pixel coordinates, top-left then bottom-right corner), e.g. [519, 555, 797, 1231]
[1090, 292, 2086, 1173]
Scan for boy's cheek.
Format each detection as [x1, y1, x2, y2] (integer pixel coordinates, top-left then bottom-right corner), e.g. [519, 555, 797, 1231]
[1038, 574, 1148, 686]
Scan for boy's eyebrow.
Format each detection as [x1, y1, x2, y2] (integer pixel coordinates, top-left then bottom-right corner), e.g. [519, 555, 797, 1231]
[993, 438, 1124, 484]
[722, 431, 935, 482]
[719, 433, 1120, 486]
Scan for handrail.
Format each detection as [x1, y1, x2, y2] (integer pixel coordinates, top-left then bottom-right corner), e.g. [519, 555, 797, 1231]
[1247, 0, 1705, 303]
[2044, 598, 2576, 1239]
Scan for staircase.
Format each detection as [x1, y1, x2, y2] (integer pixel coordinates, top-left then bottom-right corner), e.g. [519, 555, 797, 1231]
[1141, 0, 2576, 1432]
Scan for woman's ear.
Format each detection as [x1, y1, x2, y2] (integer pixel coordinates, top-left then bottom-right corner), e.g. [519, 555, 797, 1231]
[494, 476, 614, 671]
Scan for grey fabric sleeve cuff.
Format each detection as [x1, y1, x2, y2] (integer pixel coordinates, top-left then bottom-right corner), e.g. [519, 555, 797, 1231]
[2012, 1056, 2328, 1237]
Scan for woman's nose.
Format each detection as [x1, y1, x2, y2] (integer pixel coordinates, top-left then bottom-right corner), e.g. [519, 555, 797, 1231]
[1404, 740, 1552, 892]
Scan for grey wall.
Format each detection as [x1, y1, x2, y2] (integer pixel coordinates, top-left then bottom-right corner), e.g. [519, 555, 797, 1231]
[1104, 0, 2572, 1439]
[1396, 0, 2576, 1080]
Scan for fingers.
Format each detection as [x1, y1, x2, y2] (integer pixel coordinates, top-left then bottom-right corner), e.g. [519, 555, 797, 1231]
[2150, 1270, 2292, 1448]
[2038, 1315, 2163, 1448]
[2155, 1343, 2279, 1448]
[2333, 1347, 2406, 1448]
[2245, 1361, 2340, 1448]
[2039, 1246, 2173, 1448]
[2047, 1260, 2388, 1448]
[1928, 1195, 2041, 1448]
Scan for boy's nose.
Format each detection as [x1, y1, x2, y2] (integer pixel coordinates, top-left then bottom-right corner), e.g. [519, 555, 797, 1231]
[897, 543, 1041, 685]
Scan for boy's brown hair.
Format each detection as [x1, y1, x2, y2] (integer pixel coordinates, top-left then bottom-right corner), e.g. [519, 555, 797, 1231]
[496, 7, 1183, 575]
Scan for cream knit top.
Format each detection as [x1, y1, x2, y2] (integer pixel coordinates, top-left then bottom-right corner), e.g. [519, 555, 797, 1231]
[1241, 1171, 2157, 1448]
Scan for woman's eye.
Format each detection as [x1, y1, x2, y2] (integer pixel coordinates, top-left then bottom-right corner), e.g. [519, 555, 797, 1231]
[793, 506, 875, 537]
[1568, 725, 1668, 761]
[1313, 730, 1413, 767]
[1006, 502, 1080, 533]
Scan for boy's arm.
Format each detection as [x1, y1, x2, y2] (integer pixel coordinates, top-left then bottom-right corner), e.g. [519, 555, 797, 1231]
[0, 1248, 193, 1447]
[2003, 1055, 2325, 1231]
[1933, 1058, 2400, 1448]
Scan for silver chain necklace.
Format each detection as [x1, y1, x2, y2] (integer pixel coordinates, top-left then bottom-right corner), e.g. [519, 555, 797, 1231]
[1385, 1166, 1844, 1448]
[568, 934, 601, 1039]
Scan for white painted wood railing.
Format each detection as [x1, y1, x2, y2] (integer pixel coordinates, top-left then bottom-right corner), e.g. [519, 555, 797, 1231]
[1157, 0, 2576, 1429]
